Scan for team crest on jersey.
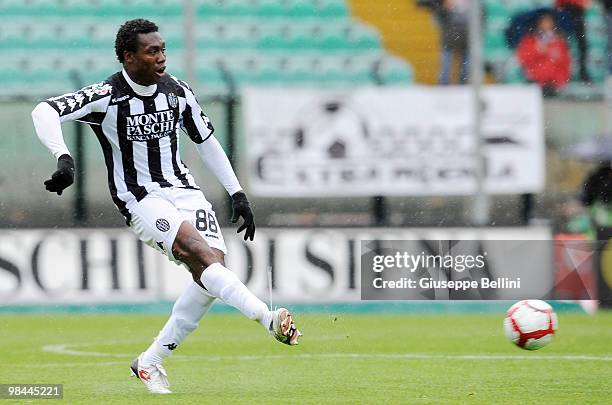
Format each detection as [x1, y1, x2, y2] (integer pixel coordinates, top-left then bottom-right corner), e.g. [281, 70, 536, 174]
[156, 218, 170, 232]
[91, 82, 112, 96]
[167, 92, 178, 108]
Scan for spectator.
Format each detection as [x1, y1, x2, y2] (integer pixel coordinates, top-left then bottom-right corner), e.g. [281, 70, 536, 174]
[597, 0, 612, 73]
[580, 161, 612, 234]
[556, 0, 592, 82]
[517, 13, 571, 96]
[419, 0, 469, 85]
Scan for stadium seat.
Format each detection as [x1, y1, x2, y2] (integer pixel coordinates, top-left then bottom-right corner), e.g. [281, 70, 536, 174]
[0, 21, 30, 49]
[376, 55, 414, 85]
[0, 0, 411, 94]
[255, 23, 288, 50]
[287, 0, 318, 18]
[255, 0, 286, 18]
[483, 1, 507, 19]
[315, 24, 349, 51]
[286, 23, 316, 50]
[318, 0, 349, 18]
[347, 22, 381, 50]
[282, 56, 320, 84]
[249, 56, 285, 85]
[502, 56, 528, 84]
[1, 0, 57, 16]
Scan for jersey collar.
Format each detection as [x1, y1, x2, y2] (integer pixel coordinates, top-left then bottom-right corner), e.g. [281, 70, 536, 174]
[122, 69, 157, 97]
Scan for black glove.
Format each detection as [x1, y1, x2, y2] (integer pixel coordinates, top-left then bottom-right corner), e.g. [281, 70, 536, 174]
[231, 191, 255, 241]
[44, 154, 75, 195]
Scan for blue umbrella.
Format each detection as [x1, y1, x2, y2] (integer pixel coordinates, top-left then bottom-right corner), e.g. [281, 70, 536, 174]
[504, 7, 574, 49]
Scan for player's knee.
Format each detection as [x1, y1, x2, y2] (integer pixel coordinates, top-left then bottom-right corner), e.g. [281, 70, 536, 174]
[172, 233, 223, 273]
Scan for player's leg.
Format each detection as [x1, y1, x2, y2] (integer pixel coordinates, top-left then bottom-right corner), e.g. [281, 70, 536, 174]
[171, 189, 301, 345]
[172, 221, 273, 327]
[128, 192, 216, 393]
[139, 281, 216, 366]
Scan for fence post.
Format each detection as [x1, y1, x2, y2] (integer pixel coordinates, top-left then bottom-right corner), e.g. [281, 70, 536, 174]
[70, 70, 87, 225]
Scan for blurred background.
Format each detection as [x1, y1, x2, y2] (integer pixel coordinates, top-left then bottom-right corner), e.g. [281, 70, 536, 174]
[0, 0, 610, 308]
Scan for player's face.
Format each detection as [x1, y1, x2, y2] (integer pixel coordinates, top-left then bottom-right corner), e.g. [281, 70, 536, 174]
[124, 32, 166, 86]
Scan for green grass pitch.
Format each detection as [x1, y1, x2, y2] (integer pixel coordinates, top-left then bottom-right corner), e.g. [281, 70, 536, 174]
[0, 311, 610, 404]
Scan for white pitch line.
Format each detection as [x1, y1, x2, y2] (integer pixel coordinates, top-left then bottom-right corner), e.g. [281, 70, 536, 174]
[42, 344, 129, 358]
[41, 343, 612, 363]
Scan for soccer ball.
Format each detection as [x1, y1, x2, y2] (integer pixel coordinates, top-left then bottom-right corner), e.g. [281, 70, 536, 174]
[503, 300, 558, 350]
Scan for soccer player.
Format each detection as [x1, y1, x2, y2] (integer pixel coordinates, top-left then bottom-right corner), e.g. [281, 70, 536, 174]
[31, 19, 301, 394]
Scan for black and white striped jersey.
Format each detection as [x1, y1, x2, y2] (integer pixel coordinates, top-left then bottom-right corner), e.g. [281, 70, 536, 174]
[44, 71, 215, 223]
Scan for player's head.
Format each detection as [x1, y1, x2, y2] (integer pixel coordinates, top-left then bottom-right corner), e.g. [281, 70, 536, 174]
[115, 19, 166, 85]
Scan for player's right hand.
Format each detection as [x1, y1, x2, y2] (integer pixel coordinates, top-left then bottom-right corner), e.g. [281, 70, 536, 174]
[44, 154, 75, 195]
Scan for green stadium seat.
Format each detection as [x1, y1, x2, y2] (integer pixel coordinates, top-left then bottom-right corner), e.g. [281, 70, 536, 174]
[124, 0, 162, 18]
[377, 56, 414, 85]
[197, 0, 251, 18]
[225, 0, 254, 17]
[255, 23, 287, 50]
[0, 22, 30, 49]
[1, 0, 57, 16]
[348, 23, 381, 50]
[484, 1, 508, 19]
[483, 32, 509, 63]
[287, 0, 317, 18]
[503, 57, 527, 84]
[315, 24, 349, 51]
[318, 0, 349, 18]
[280, 56, 318, 84]
[319, 56, 373, 85]
[487, 16, 510, 33]
[196, 23, 255, 50]
[507, 0, 538, 15]
[194, 23, 219, 49]
[87, 0, 126, 18]
[197, 63, 225, 83]
[286, 23, 316, 50]
[0, 0, 403, 95]
[255, 0, 286, 18]
[248, 57, 284, 85]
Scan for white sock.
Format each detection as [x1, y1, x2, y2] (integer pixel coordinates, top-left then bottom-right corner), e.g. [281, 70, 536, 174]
[200, 262, 272, 329]
[141, 282, 216, 365]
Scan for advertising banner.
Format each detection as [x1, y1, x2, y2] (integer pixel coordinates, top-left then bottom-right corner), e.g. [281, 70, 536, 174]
[595, 227, 612, 307]
[243, 85, 544, 197]
[0, 227, 564, 304]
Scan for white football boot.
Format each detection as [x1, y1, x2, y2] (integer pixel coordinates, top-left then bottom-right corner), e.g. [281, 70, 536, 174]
[130, 353, 171, 394]
[270, 308, 302, 345]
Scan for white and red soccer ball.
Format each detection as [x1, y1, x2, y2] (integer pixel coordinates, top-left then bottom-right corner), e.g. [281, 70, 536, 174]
[504, 300, 558, 350]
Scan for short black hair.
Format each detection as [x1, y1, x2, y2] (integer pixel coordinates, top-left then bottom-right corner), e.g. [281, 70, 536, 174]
[115, 19, 159, 63]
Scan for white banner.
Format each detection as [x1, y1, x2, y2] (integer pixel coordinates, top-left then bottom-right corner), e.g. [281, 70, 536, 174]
[243, 85, 545, 196]
[0, 227, 551, 304]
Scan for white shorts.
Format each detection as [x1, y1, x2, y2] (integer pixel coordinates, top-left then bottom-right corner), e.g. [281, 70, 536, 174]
[128, 187, 227, 265]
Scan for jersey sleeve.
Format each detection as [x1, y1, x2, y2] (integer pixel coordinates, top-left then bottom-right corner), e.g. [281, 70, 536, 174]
[44, 81, 112, 123]
[173, 78, 215, 144]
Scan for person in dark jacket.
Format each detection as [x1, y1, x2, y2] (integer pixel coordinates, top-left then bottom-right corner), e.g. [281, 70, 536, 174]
[556, 0, 592, 82]
[597, 0, 612, 73]
[419, 0, 470, 84]
[580, 161, 612, 233]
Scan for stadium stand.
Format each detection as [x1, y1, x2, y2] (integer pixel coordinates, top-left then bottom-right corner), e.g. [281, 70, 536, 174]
[0, 0, 414, 98]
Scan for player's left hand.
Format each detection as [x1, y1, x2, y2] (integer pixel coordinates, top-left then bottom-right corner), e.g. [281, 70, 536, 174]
[231, 191, 255, 241]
